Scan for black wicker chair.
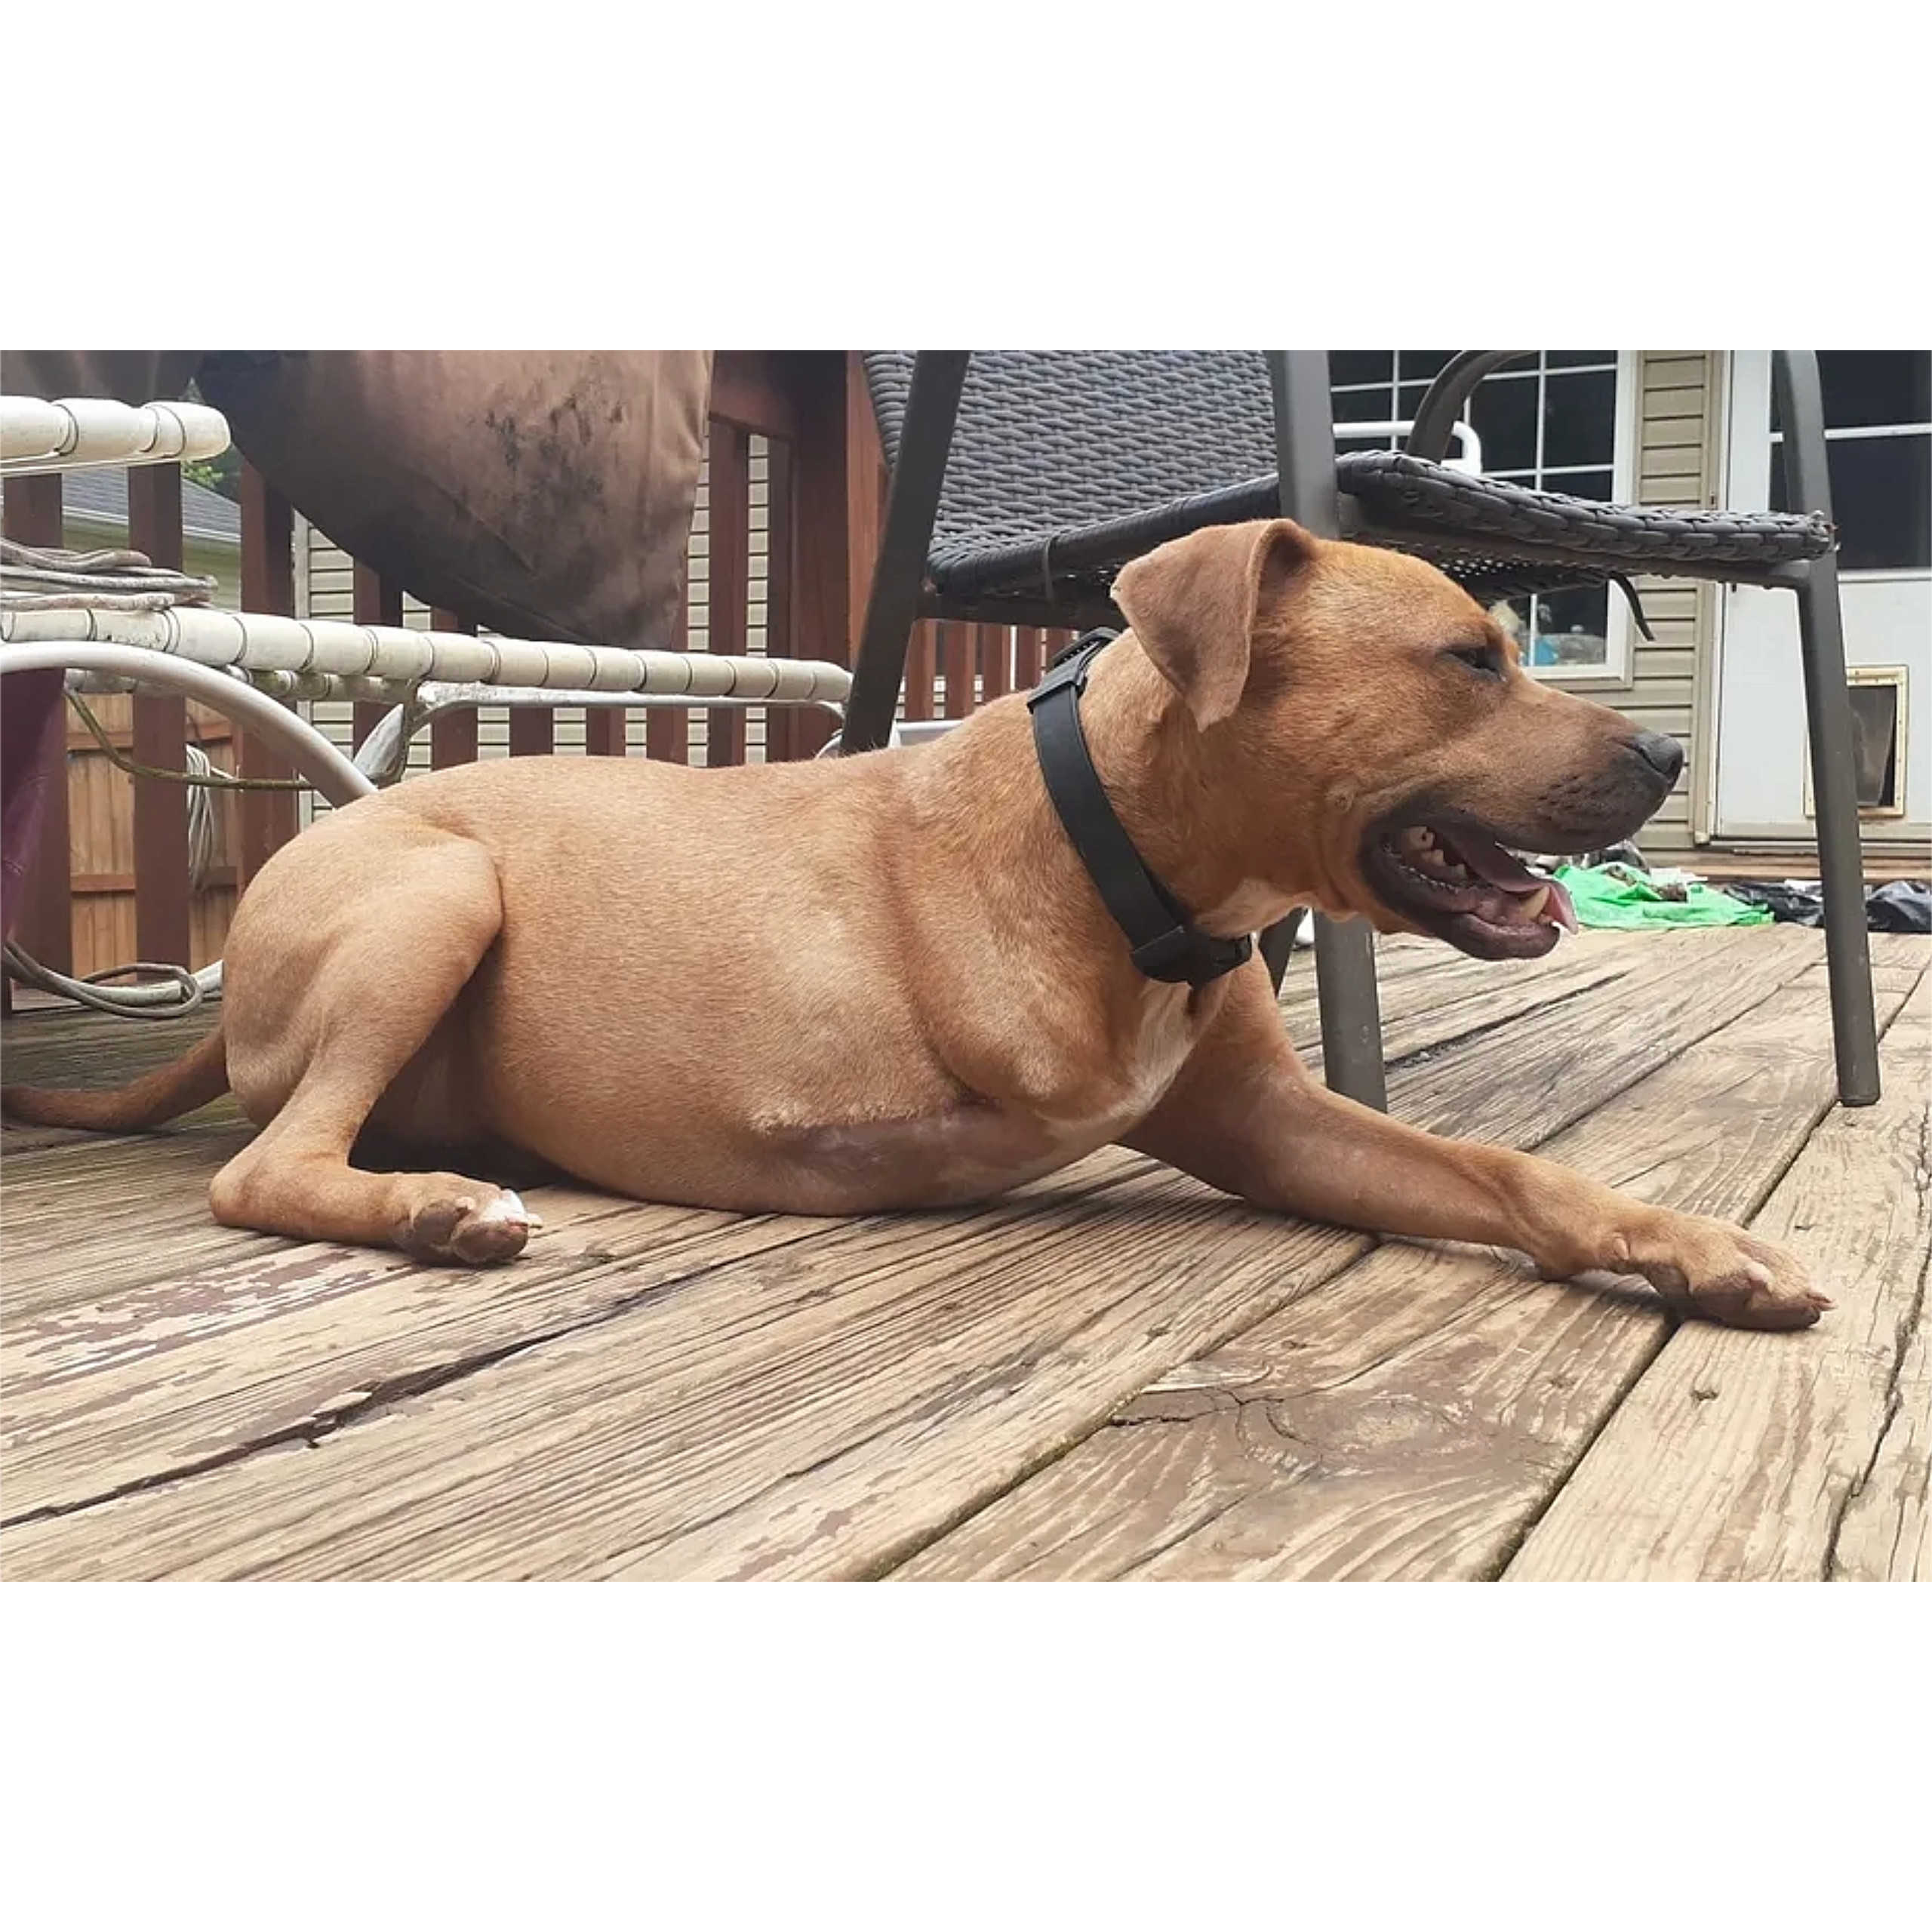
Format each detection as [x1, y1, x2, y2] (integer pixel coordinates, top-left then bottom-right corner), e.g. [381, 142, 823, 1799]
[838, 351, 1879, 1109]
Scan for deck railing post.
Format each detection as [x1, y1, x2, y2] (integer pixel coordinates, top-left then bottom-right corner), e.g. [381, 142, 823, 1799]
[706, 420, 751, 767]
[237, 463, 300, 890]
[126, 463, 193, 972]
[2, 472, 74, 999]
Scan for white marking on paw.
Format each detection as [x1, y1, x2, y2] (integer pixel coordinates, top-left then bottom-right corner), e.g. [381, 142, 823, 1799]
[475, 1190, 534, 1229]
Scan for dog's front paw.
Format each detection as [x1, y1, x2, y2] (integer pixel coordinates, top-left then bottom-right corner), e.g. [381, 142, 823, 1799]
[398, 1187, 542, 1266]
[1634, 1214, 1830, 1331]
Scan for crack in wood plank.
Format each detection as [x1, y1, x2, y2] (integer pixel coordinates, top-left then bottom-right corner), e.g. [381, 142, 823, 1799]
[895, 940, 1913, 1581]
[1502, 982, 1930, 1582]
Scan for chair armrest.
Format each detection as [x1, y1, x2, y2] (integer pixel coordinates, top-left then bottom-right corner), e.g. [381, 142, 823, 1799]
[1, 395, 231, 476]
[1403, 353, 1535, 463]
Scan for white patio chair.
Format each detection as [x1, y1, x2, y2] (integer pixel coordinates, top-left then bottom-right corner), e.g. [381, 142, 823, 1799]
[1, 393, 856, 1015]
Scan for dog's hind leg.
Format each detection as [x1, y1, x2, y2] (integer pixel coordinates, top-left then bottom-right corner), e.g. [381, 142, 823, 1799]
[210, 827, 534, 1264]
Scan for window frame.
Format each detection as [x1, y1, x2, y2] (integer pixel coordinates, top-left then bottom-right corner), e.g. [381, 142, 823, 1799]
[1726, 351, 1932, 583]
[1331, 350, 1642, 687]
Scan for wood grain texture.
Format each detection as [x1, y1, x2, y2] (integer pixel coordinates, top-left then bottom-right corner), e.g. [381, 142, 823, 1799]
[1014, 627, 1045, 690]
[0, 1008, 225, 1155]
[704, 420, 749, 767]
[5, 926, 1910, 1584]
[645, 550, 691, 764]
[3, 472, 74, 977]
[0, 1183, 841, 1523]
[0, 931, 1795, 1580]
[0, 931, 1646, 1514]
[1831, 1247, 1932, 1582]
[0, 1158, 1363, 1577]
[236, 464, 300, 888]
[1506, 994, 1930, 1582]
[127, 465, 191, 971]
[762, 437, 799, 763]
[427, 610, 481, 768]
[903, 622, 937, 724]
[940, 623, 973, 720]
[897, 939, 1871, 1580]
[980, 624, 1013, 702]
[349, 563, 402, 751]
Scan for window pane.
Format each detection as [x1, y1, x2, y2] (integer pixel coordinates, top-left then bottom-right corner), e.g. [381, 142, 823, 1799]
[1396, 352, 1455, 380]
[1772, 352, 1932, 433]
[1772, 432, 1930, 570]
[1533, 586, 1612, 668]
[1334, 386, 1398, 424]
[1542, 371, 1617, 469]
[1551, 467, 1615, 501]
[1820, 352, 1932, 430]
[1331, 352, 1393, 386]
[1548, 350, 1616, 368]
[1469, 375, 1539, 472]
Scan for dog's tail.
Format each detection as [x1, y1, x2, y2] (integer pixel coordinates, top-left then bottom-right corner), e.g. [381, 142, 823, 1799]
[2, 1025, 230, 1132]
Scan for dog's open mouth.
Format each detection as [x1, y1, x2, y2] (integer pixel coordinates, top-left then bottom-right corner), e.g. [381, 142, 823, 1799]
[1366, 818, 1579, 960]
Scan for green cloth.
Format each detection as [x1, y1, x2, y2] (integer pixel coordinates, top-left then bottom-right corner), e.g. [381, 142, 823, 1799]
[1555, 863, 1772, 931]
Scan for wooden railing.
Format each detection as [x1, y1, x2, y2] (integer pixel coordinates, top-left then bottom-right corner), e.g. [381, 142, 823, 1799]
[4, 352, 1076, 989]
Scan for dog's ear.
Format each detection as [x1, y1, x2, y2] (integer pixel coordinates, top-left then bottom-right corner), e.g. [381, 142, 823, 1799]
[1112, 519, 1315, 729]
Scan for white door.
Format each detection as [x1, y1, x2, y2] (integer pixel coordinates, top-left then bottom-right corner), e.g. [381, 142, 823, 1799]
[1714, 352, 1930, 846]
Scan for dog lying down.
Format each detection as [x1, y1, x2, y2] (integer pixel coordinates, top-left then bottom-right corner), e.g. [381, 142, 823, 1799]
[3, 520, 1828, 1331]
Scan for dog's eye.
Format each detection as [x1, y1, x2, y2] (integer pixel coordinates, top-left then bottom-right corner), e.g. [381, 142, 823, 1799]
[1447, 645, 1506, 681]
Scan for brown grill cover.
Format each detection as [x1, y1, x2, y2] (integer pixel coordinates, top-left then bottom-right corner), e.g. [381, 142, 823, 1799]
[2, 349, 712, 940]
[5, 349, 713, 649]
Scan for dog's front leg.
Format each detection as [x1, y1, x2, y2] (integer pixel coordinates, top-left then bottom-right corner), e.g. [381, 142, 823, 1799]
[1125, 968, 1829, 1331]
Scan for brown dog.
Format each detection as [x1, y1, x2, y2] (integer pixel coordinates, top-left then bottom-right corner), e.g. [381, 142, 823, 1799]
[4, 521, 1828, 1328]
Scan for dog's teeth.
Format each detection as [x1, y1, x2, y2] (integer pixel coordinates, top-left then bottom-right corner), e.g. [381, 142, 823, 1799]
[1521, 884, 1551, 921]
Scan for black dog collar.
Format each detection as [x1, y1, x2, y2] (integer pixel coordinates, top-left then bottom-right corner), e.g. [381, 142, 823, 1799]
[1026, 630, 1254, 989]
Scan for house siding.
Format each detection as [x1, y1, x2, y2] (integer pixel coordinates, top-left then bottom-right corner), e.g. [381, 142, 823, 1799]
[1616, 350, 1725, 862]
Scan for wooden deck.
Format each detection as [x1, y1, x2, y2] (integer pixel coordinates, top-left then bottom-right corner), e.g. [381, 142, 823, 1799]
[2, 924, 1926, 1583]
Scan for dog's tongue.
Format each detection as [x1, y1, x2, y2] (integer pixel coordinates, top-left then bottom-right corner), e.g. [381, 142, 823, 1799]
[1450, 827, 1579, 931]
[1447, 827, 1541, 890]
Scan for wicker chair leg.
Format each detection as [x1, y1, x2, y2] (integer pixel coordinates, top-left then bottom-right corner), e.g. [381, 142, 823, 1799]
[1266, 352, 1389, 1109]
[1772, 351, 1881, 1106]
[840, 352, 971, 755]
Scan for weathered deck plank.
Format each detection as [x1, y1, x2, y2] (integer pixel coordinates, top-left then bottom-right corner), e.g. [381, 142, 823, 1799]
[1, 928, 1804, 1580]
[896, 937, 1908, 1580]
[0, 931, 1652, 1525]
[1504, 1001, 1930, 1582]
[3, 928, 1921, 1583]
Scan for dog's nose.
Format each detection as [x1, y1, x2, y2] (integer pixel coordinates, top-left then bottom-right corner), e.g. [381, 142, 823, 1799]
[1629, 731, 1684, 787]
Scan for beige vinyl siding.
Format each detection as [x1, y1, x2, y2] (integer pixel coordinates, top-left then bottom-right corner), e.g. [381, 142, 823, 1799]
[294, 439, 774, 817]
[1615, 350, 1726, 863]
